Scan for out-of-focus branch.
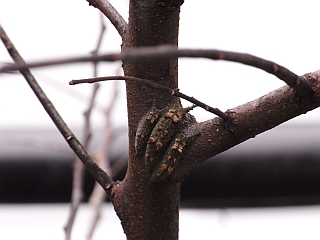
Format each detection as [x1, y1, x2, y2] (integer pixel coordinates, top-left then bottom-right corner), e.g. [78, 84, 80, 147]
[64, 83, 100, 240]
[64, 159, 85, 240]
[0, 24, 114, 197]
[0, 45, 312, 96]
[87, 0, 128, 39]
[110, 153, 128, 178]
[70, 75, 232, 120]
[91, 13, 107, 71]
[87, 81, 119, 240]
[65, 14, 107, 240]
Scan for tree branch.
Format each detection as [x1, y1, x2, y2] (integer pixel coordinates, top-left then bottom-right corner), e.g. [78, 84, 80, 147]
[64, 83, 100, 240]
[0, 24, 115, 198]
[87, 0, 128, 40]
[172, 73, 320, 182]
[70, 75, 231, 120]
[87, 81, 118, 240]
[0, 45, 313, 96]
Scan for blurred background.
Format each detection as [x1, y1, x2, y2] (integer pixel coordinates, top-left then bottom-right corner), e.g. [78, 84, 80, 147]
[0, 0, 320, 239]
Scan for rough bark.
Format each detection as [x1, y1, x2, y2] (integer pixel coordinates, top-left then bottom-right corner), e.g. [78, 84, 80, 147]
[173, 72, 320, 182]
[112, 1, 183, 239]
[2, 1, 320, 239]
[108, 1, 320, 240]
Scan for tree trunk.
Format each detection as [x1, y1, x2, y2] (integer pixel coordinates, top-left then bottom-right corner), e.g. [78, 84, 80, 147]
[112, 1, 183, 239]
[108, 1, 320, 239]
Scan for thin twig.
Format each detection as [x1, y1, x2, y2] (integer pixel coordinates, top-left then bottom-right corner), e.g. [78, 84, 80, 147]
[86, 15, 112, 240]
[64, 160, 85, 240]
[91, 13, 107, 70]
[87, 81, 119, 240]
[0, 45, 312, 96]
[64, 83, 100, 240]
[70, 75, 231, 120]
[65, 14, 108, 240]
[0, 24, 114, 197]
[87, 0, 128, 39]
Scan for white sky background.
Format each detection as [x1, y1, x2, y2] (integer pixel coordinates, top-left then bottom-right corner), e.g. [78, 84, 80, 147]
[0, 0, 320, 131]
[1, 2, 320, 240]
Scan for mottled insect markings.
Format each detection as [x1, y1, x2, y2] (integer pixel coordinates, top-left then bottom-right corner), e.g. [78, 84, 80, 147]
[135, 97, 199, 181]
[135, 99, 166, 155]
[151, 132, 199, 182]
[144, 98, 195, 168]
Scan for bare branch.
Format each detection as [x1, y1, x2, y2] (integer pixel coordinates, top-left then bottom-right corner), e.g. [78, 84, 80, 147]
[173, 75, 320, 182]
[87, 81, 119, 240]
[91, 13, 107, 75]
[66, 15, 108, 240]
[86, 184, 105, 240]
[64, 160, 85, 240]
[70, 75, 231, 120]
[87, 0, 128, 39]
[64, 83, 100, 240]
[0, 24, 114, 198]
[0, 45, 313, 96]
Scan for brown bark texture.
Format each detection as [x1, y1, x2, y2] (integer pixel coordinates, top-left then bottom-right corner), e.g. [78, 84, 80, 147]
[108, 1, 320, 240]
[112, 1, 183, 239]
[2, 1, 320, 239]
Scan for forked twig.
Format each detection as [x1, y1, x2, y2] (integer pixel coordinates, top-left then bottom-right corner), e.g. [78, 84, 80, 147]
[65, 14, 108, 240]
[64, 83, 100, 240]
[87, 0, 128, 39]
[0, 24, 114, 197]
[0, 45, 312, 96]
[87, 81, 119, 240]
[70, 75, 232, 120]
